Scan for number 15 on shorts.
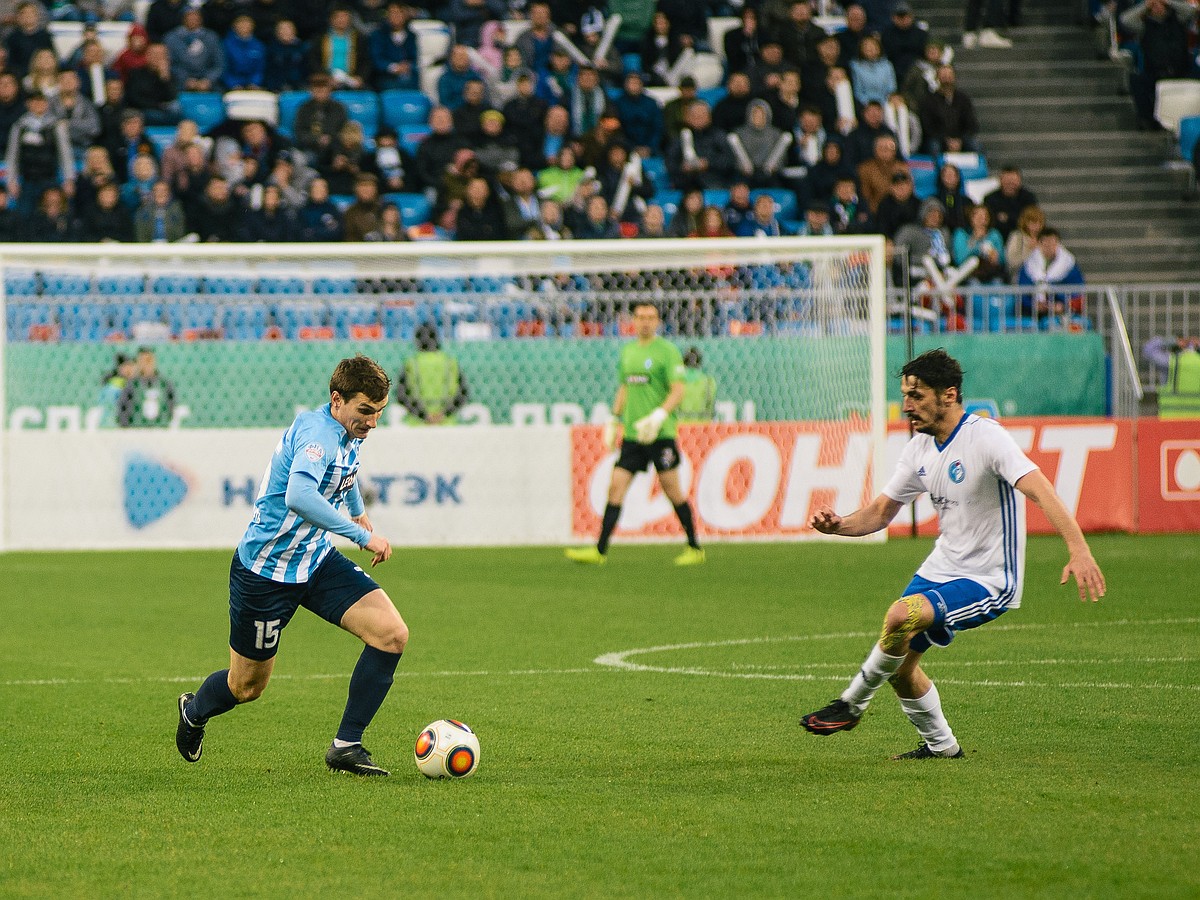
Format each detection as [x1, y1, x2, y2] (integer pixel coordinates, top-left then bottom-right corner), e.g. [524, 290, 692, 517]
[254, 619, 281, 650]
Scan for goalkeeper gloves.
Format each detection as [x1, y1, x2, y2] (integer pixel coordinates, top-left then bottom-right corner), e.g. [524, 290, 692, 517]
[602, 416, 622, 450]
[634, 406, 668, 443]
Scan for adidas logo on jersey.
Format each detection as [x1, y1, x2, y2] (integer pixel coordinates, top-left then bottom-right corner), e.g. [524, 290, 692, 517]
[916, 466, 927, 476]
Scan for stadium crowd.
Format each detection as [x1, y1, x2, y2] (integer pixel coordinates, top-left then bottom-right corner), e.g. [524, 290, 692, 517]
[3, 0, 1189, 291]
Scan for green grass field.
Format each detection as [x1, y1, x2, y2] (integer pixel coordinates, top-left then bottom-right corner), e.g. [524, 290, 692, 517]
[2, 535, 1198, 898]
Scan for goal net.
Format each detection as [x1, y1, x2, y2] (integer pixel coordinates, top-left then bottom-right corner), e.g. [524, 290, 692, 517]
[0, 237, 886, 550]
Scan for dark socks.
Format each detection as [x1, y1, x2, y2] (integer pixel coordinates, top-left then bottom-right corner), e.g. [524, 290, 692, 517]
[597, 503, 621, 555]
[336, 645, 402, 744]
[674, 502, 700, 549]
[186, 669, 239, 724]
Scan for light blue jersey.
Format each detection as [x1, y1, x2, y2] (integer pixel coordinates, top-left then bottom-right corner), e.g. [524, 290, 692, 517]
[238, 404, 370, 583]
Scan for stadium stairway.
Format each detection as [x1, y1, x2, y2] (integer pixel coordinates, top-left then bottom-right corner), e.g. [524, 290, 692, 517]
[918, 0, 1200, 282]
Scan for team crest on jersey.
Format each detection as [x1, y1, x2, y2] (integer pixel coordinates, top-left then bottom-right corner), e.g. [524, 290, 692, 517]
[304, 442, 325, 462]
[644, 358, 653, 369]
[948, 460, 965, 483]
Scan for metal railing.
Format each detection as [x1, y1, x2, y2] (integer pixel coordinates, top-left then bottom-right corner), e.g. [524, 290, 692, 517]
[885, 281, 1200, 417]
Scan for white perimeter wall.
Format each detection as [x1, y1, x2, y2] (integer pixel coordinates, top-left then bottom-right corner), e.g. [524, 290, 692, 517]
[3, 427, 572, 551]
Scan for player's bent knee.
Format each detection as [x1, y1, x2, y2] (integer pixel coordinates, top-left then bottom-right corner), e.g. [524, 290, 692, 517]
[880, 595, 932, 652]
[378, 621, 409, 655]
[230, 679, 268, 703]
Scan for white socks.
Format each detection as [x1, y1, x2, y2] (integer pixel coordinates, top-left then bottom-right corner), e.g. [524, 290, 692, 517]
[332, 738, 361, 749]
[899, 683, 959, 755]
[840, 644, 906, 716]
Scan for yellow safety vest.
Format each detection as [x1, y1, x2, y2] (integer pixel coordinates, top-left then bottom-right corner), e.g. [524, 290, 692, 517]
[404, 351, 460, 424]
[678, 371, 717, 422]
[1159, 350, 1200, 419]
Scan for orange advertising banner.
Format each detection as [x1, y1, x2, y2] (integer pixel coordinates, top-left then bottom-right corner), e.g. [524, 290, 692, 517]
[1136, 418, 1200, 533]
[570, 417, 1147, 541]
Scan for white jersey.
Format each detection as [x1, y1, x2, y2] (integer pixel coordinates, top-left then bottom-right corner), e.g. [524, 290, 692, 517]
[884, 414, 1039, 607]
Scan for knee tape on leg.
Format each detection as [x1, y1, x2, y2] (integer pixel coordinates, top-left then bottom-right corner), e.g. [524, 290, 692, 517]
[880, 595, 926, 652]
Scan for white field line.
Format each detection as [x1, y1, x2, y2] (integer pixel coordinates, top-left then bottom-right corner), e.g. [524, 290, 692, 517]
[4, 618, 1197, 691]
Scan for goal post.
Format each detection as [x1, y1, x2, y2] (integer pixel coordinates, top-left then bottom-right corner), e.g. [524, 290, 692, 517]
[0, 236, 887, 550]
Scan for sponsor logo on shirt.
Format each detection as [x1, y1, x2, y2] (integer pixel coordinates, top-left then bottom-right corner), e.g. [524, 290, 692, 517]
[929, 494, 959, 511]
[948, 460, 965, 484]
[304, 442, 325, 462]
[626, 374, 650, 384]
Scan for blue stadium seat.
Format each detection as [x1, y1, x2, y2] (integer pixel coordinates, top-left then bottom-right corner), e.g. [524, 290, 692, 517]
[398, 124, 431, 157]
[110, 301, 166, 333]
[273, 301, 328, 338]
[204, 275, 254, 295]
[330, 195, 355, 213]
[5, 270, 39, 297]
[166, 301, 218, 334]
[383, 192, 433, 226]
[313, 275, 357, 295]
[641, 155, 667, 190]
[96, 273, 145, 296]
[277, 90, 308, 138]
[56, 302, 110, 341]
[178, 92, 225, 132]
[7, 301, 54, 340]
[622, 53, 642, 75]
[42, 273, 91, 296]
[381, 89, 431, 129]
[333, 90, 381, 137]
[750, 188, 796, 220]
[703, 188, 730, 209]
[144, 125, 177, 157]
[151, 274, 200, 295]
[940, 152, 987, 181]
[331, 302, 381, 338]
[1180, 115, 1200, 162]
[258, 276, 307, 295]
[382, 303, 420, 339]
[220, 303, 269, 340]
[698, 86, 726, 108]
[653, 189, 683, 220]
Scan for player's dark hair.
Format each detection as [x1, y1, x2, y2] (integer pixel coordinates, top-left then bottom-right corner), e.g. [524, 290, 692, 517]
[330, 355, 391, 403]
[900, 349, 964, 402]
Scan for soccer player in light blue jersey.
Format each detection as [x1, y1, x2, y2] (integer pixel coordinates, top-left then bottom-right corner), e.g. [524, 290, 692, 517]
[176, 356, 407, 776]
[800, 349, 1106, 759]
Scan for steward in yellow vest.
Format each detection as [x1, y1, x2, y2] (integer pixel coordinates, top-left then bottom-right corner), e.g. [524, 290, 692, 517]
[397, 323, 469, 424]
[1159, 341, 1200, 419]
[677, 346, 717, 422]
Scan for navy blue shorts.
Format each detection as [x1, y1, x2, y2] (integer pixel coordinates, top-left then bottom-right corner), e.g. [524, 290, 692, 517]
[228, 550, 380, 660]
[903, 574, 1012, 654]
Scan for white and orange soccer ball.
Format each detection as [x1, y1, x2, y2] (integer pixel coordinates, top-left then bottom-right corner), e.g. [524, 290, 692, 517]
[414, 719, 480, 779]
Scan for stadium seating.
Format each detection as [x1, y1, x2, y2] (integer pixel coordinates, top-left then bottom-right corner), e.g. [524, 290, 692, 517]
[220, 302, 270, 340]
[178, 92, 226, 132]
[276, 91, 308, 138]
[381, 89, 432, 129]
[145, 126, 177, 157]
[273, 301, 328, 338]
[151, 274, 201, 295]
[1154, 79, 1200, 136]
[384, 192, 434, 226]
[110, 301, 165, 334]
[56, 302, 110, 342]
[1179, 116, 1200, 162]
[398, 125, 431, 157]
[751, 187, 797, 220]
[333, 91, 382, 137]
[331, 302, 382, 338]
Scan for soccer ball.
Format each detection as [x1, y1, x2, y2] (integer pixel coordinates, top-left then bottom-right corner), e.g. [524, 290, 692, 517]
[414, 719, 480, 779]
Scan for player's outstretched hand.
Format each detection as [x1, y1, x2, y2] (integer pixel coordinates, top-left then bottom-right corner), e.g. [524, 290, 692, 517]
[365, 533, 392, 567]
[810, 505, 843, 534]
[1061, 552, 1106, 602]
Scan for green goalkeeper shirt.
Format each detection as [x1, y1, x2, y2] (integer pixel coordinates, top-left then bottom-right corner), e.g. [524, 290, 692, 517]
[618, 337, 686, 440]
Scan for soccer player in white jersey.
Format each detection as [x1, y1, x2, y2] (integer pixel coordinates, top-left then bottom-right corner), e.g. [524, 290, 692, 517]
[800, 349, 1106, 759]
[176, 356, 407, 776]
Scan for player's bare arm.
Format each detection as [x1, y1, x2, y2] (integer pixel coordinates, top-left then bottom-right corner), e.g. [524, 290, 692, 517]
[1015, 469, 1106, 602]
[810, 494, 904, 536]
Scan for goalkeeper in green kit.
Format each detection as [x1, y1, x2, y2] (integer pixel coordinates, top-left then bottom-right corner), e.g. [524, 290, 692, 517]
[566, 303, 705, 566]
